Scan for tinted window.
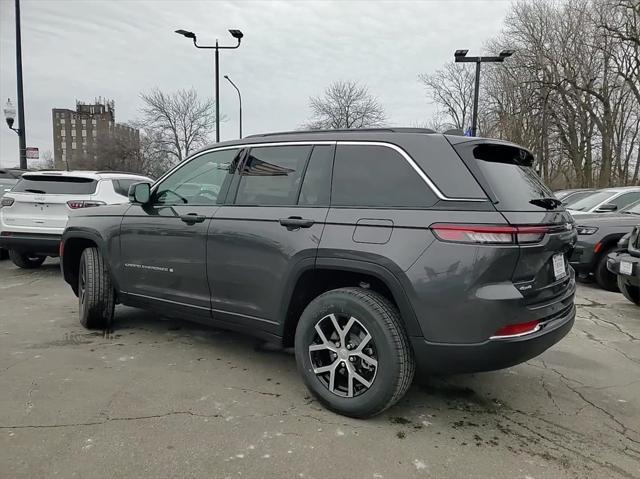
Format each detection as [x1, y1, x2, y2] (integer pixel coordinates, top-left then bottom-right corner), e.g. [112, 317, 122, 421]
[298, 145, 334, 206]
[235, 145, 311, 206]
[153, 149, 240, 205]
[456, 143, 554, 212]
[609, 192, 640, 209]
[622, 200, 640, 215]
[112, 179, 139, 197]
[331, 145, 436, 208]
[12, 175, 97, 194]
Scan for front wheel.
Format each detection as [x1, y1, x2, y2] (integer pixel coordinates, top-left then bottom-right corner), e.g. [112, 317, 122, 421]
[594, 248, 618, 291]
[9, 250, 46, 269]
[78, 247, 115, 329]
[294, 287, 415, 418]
[618, 277, 640, 306]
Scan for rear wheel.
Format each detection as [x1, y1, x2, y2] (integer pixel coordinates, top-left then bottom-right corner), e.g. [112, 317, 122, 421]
[294, 287, 414, 418]
[594, 247, 618, 291]
[8, 250, 46, 269]
[78, 247, 115, 329]
[617, 277, 640, 306]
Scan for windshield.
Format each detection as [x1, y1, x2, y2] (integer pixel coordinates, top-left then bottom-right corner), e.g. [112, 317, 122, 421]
[563, 191, 595, 207]
[621, 200, 640, 215]
[568, 191, 615, 212]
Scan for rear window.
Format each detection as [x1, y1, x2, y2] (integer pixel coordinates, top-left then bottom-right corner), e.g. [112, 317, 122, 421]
[454, 142, 555, 211]
[12, 175, 97, 195]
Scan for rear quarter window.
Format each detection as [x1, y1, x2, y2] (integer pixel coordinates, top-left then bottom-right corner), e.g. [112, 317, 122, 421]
[12, 176, 98, 195]
[331, 145, 437, 208]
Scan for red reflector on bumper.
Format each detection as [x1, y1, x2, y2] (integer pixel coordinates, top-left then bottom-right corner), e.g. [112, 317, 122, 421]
[491, 320, 540, 339]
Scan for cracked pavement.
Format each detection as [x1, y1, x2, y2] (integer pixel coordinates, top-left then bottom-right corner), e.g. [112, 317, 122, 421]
[1, 259, 639, 479]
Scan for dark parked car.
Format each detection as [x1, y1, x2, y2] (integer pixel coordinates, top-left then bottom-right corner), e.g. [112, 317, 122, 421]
[607, 226, 640, 305]
[59, 129, 576, 418]
[569, 200, 640, 290]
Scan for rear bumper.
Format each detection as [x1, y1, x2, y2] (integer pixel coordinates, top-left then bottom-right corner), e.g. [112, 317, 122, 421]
[607, 252, 640, 287]
[410, 303, 575, 374]
[0, 232, 61, 256]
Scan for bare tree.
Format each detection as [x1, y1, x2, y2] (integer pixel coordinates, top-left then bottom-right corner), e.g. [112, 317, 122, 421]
[139, 88, 216, 164]
[304, 81, 386, 129]
[418, 63, 475, 130]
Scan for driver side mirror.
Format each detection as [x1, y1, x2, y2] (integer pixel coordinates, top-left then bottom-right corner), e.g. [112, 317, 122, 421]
[595, 203, 617, 213]
[129, 182, 151, 204]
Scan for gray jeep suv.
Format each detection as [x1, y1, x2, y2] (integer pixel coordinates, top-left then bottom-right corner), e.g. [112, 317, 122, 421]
[60, 129, 577, 418]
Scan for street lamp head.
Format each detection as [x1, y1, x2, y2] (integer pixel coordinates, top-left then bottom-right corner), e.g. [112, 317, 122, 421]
[229, 29, 244, 40]
[499, 49, 515, 58]
[454, 49, 469, 58]
[4, 98, 16, 129]
[175, 29, 196, 39]
[224, 75, 230, 79]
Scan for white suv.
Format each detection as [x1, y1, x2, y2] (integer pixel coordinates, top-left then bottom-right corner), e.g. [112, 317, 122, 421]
[0, 171, 151, 268]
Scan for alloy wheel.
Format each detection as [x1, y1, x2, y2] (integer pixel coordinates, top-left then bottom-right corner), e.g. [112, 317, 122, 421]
[308, 313, 378, 398]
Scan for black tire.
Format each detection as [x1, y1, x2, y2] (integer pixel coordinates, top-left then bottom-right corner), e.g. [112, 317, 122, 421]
[617, 277, 640, 306]
[78, 247, 115, 329]
[594, 248, 618, 292]
[0, 248, 8, 260]
[294, 287, 415, 418]
[8, 250, 46, 269]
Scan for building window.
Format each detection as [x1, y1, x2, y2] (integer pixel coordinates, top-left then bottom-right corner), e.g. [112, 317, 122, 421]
[82, 130, 87, 137]
[72, 142, 76, 149]
[92, 130, 97, 137]
[60, 130, 66, 137]
[82, 119, 87, 125]
[92, 119, 97, 125]
[71, 130, 76, 137]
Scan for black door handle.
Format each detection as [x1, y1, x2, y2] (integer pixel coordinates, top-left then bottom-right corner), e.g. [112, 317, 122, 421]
[180, 213, 206, 224]
[279, 216, 315, 230]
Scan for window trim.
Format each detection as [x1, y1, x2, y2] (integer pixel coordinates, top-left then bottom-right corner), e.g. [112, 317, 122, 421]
[152, 140, 486, 203]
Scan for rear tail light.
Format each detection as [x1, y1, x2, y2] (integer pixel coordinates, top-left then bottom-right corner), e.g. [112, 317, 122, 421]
[67, 200, 106, 209]
[430, 224, 549, 245]
[1, 197, 14, 207]
[491, 320, 540, 339]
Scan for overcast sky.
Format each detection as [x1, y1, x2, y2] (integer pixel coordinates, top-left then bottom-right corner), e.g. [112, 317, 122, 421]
[0, 0, 511, 168]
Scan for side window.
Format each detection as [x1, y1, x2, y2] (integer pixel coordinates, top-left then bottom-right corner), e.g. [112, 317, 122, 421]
[153, 148, 240, 205]
[235, 145, 311, 206]
[112, 179, 137, 197]
[298, 145, 334, 206]
[331, 145, 437, 208]
[610, 192, 640, 209]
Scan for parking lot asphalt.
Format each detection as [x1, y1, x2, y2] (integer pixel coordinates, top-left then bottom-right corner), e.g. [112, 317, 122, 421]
[1, 259, 639, 479]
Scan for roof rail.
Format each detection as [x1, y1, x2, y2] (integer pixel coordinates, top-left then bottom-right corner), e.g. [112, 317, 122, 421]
[246, 127, 437, 138]
[94, 170, 144, 175]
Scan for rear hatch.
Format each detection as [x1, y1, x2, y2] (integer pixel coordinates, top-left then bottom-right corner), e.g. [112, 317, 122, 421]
[4, 175, 97, 230]
[450, 138, 576, 311]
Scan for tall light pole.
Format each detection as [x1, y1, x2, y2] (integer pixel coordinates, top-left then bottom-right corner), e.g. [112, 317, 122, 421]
[4, 0, 27, 168]
[454, 49, 514, 137]
[224, 75, 242, 139]
[175, 28, 243, 143]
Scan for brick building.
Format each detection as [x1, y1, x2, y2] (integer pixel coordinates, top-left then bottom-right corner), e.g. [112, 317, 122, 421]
[52, 99, 139, 170]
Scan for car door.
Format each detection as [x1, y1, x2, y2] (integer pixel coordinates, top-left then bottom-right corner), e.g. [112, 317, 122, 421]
[206, 143, 334, 331]
[119, 147, 242, 318]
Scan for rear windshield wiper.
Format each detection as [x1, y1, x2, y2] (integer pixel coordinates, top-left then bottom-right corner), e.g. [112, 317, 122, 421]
[24, 188, 46, 194]
[529, 197, 562, 210]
